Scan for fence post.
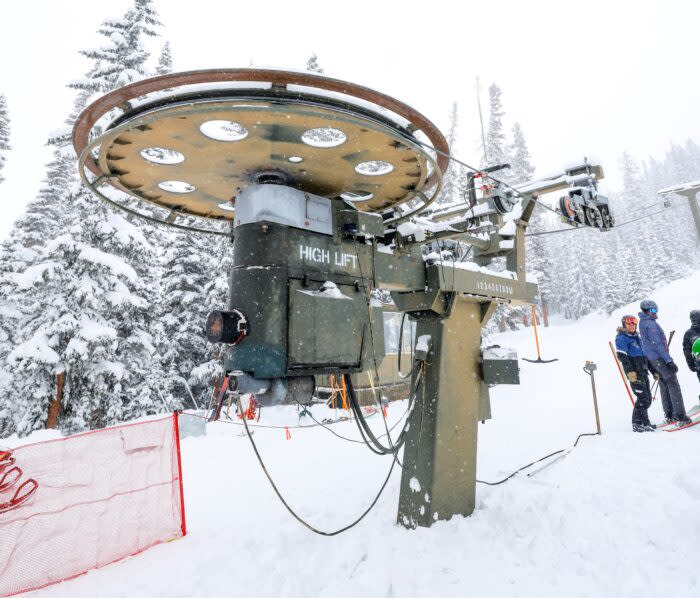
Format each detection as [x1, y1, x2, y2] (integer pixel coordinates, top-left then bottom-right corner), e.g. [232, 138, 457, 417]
[173, 411, 187, 537]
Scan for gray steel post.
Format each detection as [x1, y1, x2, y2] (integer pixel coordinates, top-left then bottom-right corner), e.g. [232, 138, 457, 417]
[397, 298, 482, 528]
[685, 190, 700, 243]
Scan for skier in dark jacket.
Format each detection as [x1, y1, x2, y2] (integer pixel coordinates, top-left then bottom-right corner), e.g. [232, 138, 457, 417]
[638, 299, 691, 425]
[615, 315, 655, 432]
[682, 310, 700, 385]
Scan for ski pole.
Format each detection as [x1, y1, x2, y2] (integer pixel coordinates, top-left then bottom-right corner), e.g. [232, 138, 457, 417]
[651, 330, 675, 400]
[608, 341, 635, 406]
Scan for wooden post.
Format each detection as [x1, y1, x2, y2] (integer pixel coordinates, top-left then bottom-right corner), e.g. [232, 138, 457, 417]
[585, 361, 602, 435]
[540, 293, 550, 327]
[46, 372, 64, 429]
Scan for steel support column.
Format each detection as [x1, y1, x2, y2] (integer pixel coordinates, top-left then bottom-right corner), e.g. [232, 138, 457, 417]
[397, 298, 482, 528]
[685, 190, 700, 242]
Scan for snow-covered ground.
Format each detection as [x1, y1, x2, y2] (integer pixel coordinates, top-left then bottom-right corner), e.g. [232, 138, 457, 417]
[6, 271, 700, 598]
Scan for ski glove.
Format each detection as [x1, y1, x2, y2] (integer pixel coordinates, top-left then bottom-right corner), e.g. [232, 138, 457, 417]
[626, 372, 638, 383]
[667, 361, 679, 373]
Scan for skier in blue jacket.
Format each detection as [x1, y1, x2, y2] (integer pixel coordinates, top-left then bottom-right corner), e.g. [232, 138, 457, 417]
[615, 314, 655, 432]
[638, 299, 691, 425]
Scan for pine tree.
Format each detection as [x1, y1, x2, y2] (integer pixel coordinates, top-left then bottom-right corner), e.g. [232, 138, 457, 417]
[484, 83, 509, 170]
[439, 103, 466, 205]
[156, 41, 172, 75]
[509, 123, 535, 184]
[306, 53, 323, 73]
[0, 1, 169, 435]
[0, 94, 10, 184]
[619, 152, 655, 299]
[159, 229, 220, 407]
[597, 229, 625, 315]
[188, 237, 234, 403]
[561, 229, 600, 319]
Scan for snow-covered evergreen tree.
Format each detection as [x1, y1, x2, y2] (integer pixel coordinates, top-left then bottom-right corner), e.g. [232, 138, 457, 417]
[156, 41, 172, 75]
[159, 228, 224, 408]
[4, 203, 163, 435]
[187, 237, 234, 403]
[484, 84, 509, 170]
[306, 53, 323, 74]
[439, 102, 466, 205]
[0, 0, 169, 436]
[77, 2, 160, 91]
[509, 123, 535, 184]
[0, 94, 10, 184]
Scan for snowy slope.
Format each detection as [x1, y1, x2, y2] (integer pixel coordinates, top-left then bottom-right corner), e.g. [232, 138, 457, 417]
[7, 271, 700, 598]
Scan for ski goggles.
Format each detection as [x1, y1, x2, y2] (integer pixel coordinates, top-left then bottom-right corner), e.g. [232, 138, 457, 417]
[623, 317, 638, 326]
[649, 308, 658, 314]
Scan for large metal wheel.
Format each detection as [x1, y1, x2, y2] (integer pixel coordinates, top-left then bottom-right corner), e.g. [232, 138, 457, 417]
[560, 196, 585, 224]
[584, 206, 603, 228]
[600, 206, 614, 229]
[73, 69, 448, 235]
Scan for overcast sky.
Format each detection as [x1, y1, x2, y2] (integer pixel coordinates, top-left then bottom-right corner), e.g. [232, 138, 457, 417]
[1, 0, 699, 240]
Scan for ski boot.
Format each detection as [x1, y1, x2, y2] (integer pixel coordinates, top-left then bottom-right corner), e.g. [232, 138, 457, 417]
[632, 423, 654, 433]
[675, 416, 692, 427]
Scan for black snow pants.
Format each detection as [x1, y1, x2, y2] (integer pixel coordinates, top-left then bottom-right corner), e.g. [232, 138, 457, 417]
[630, 375, 652, 426]
[650, 359, 688, 419]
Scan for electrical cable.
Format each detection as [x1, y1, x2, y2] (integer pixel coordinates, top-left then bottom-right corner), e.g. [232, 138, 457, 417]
[352, 243, 409, 463]
[476, 430, 600, 485]
[288, 393, 412, 446]
[345, 367, 422, 456]
[236, 395, 397, 536]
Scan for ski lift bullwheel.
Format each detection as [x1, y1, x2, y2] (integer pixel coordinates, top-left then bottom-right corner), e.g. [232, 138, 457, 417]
[72, 69, 449, 235]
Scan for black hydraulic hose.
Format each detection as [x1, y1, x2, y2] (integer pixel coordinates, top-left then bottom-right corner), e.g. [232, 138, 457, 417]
[345, 368, 421, 456]
[237, 396, 397, 536]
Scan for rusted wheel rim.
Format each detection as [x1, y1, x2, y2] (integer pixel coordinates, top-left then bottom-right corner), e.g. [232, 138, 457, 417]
[73, 69, 447, 221]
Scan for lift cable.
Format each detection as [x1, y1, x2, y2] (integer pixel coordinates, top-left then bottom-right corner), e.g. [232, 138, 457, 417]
[402, 136, 676, 238]
[525, 205, 681, 238]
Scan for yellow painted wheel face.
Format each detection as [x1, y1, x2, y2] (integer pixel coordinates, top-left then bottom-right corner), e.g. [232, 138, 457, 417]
[98, 99, 431, 220]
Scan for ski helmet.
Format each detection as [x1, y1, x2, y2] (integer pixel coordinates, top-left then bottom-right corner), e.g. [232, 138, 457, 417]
[640, 299, 658, 312]
[621, 314, 638, 328]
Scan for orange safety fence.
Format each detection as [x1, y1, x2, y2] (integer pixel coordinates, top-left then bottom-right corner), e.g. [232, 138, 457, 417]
[0, 413, 186, 597]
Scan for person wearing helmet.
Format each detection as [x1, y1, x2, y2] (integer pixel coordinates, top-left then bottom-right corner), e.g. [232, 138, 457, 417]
[615, 315, 655, 432]
[638, 300, 691, 426]
[682, 310, 700, 386]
